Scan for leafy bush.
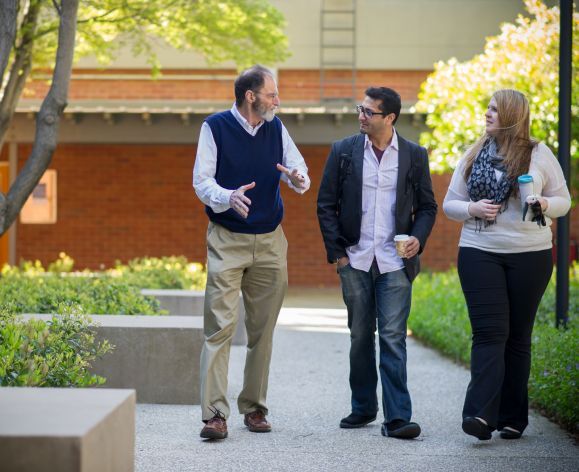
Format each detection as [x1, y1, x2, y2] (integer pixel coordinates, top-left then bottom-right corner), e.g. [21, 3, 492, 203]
[0, 253, 209, 315]
[410, 266, 578, 432]
[2, 253, 207, 291]
[108, 256, 206, 290]
[530, 323, 578, 430]
[0, 308, 113, 387]
[409, 269, 472, 363]
[0, 274, 164, 315]
[47, 252, 76, 273]
[413, 0, 579, 180]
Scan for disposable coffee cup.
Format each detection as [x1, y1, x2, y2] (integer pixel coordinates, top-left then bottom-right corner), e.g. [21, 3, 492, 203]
[518, 174, 534, 221]
[394, 234, 409, 258]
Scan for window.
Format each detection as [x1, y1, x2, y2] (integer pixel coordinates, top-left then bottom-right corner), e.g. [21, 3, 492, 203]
[21, 170, 57, 224]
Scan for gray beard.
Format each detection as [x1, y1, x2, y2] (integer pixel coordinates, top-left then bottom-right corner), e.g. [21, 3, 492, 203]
[253, 100, 276, 122]
[261, 109, 276, 122]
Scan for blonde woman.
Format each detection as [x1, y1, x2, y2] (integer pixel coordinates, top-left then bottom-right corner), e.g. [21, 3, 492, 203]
[443, 89, 571, 440]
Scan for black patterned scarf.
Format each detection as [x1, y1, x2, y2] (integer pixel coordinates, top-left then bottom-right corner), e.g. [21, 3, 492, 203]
[466, 138, 515, 229]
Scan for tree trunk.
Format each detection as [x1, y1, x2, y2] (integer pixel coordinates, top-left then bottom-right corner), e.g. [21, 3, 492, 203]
[0, 0, 40, 152]
[0, 0, 79, 235]
[0, 0, 18, 87]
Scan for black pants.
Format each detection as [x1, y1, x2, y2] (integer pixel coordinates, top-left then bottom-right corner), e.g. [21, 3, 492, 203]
[458, 247, 552, 432]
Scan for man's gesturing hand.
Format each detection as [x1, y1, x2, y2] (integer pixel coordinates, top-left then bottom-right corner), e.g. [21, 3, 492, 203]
[277, 164, 306, 189]
[229, 182, 256, 219]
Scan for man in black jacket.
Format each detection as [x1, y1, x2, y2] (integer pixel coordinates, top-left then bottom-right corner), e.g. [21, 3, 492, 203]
[317, 87, 437, 439]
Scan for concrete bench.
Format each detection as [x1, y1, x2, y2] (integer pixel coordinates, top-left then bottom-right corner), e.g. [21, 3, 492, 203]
[24, 315, 204, 405]
[141, 289, 247, 345]
[0, 387, 135, 472]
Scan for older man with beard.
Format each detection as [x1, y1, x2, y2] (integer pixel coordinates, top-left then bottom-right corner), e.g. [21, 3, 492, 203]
[193, 65, 310, 440]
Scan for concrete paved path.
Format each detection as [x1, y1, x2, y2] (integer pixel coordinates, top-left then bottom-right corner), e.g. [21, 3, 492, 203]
[135, 294, 578, 472]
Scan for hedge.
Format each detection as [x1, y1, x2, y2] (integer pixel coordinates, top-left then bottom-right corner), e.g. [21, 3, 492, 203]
[0, 309, 112, 387]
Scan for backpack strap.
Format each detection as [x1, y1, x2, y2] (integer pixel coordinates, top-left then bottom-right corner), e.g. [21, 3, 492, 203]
[337, 134, 362, 185]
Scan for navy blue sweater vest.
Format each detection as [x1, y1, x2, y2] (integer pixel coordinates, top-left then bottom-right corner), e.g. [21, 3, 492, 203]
[205, 111, 284, 234]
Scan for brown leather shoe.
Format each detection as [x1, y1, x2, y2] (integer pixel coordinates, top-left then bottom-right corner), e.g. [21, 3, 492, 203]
[244, 410, 272, 433]
[200, 407, 228, 439]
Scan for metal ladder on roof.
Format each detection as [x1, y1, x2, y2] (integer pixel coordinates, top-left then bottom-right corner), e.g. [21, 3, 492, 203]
[319, 0, 357, 105]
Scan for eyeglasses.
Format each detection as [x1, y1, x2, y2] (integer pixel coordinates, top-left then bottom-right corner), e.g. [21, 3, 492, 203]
[356, 105, 387, 118]
[253, 91, 279, 100]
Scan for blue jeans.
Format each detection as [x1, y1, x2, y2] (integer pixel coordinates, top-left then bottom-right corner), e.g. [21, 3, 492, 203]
[338, 262, 412, 423]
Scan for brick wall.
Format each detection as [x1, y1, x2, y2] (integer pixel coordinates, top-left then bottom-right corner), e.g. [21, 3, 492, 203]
[24, 69, 237, 101]
[16, 144, 208, 268]
[15, 143, 576, 287]
[278, 70, 430, 103]
[23, 69, 429, 104]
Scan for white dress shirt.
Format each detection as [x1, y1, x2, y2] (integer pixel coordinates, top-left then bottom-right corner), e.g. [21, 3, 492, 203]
[346, 131, 405, 274]
[193, 104, 310, 213]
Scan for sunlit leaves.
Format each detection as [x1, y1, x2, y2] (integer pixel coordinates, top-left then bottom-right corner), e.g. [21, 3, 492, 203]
[26, 0, 289, 74]
[414, 0, 578, 174]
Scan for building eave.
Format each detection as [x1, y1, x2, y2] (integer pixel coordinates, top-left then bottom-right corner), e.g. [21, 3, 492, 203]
[15, 99, 419, 116]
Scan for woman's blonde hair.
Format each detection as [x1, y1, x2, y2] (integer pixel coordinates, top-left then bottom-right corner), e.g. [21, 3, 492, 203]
[463, 89, 537, 190]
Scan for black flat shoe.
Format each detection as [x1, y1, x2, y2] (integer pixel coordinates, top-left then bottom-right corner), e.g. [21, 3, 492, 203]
[339, 413, 377, 429]
[500, 427, 522, 440]
[382, 420, 421, 439]
[462, 417, 492, 440]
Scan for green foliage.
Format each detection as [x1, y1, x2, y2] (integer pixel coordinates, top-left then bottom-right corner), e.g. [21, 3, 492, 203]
[0, 308, 113, 387]
[414, 0, 579, 176]
[535, 265, 579, 326]
[408, 269, 472, 363]
[108, 256, 207, 290]
[29, 0, 289, 72]
[47, 252, 75, 273]
[3, 253, 207, 290]
[410, 265, 578, 432]
[0, 253, 207, 314]
[0, 273, 164, 315]
[530, 322, 578, 430]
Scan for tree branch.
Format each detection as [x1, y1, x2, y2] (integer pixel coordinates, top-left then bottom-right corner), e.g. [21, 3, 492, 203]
[0, 0, 41, 151]
[0, 0, 18, 88]
[51, 0, 62, 16]
[0, 0, 79, 234]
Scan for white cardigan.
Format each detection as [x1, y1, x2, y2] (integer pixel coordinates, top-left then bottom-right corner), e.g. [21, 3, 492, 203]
[443, 142, 571, 253]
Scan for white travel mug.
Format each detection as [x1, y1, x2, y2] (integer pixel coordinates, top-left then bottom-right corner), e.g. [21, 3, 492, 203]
[518, 174, 534, 221]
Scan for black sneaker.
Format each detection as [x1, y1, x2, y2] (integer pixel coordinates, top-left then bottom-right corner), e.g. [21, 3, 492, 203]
[382, 419, 421, 439]
[339, 413, 377, 429]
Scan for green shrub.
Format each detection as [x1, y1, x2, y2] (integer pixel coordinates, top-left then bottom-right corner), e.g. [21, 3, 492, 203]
[0, 308, 113, 387]
[410, 266, 578, 432]
[0, 275, 164, 315]
[0, 253, 211, 315]
[530, 322, 578, 430]
[2, 253, 207, 291]
[108, 256, 207, 290]
[534, 265, 579, 327]
[47, 252, 75, 273]
[409, 269, 472, 363]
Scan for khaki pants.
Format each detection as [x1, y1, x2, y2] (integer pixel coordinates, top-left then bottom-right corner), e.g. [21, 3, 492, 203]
[200, 222, 288, 420]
